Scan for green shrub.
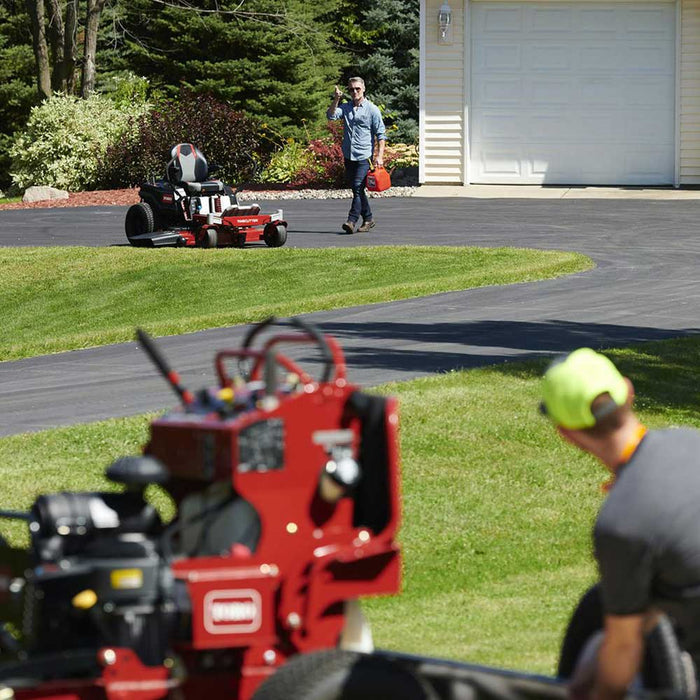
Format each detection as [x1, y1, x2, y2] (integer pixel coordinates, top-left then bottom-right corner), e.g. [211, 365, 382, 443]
[99, 90, 266, 189]
[9, 93, 150, 192]
[260, 138, 315, 184]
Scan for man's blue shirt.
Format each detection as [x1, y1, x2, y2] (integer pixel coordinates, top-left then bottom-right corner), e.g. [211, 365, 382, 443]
[327, 99, 386, 161]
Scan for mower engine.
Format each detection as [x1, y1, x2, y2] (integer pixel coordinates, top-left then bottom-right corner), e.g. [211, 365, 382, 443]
[0, 317, 402, 700]
[18, 477, 173, 665]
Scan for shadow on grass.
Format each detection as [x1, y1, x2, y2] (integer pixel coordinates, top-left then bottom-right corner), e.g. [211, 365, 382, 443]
[490, 335, 700, 420]
[284, 319, 700, 418]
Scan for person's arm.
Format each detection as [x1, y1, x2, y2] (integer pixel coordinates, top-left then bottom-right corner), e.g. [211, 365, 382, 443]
[372, 106, 387, 167]
[327, 85, 343, 120]
[589, 613, 646, 700]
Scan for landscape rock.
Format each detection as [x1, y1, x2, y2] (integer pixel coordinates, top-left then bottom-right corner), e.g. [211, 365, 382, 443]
[22, 186, 70, 203]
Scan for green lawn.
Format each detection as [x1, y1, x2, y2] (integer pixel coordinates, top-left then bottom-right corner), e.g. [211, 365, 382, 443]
[0, 246, 591, 361]
[2, 334, 698, 675]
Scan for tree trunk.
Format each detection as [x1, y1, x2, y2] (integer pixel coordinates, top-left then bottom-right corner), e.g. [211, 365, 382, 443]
[80, 0, 106, 97]
[64, 0, 78, 94]
[25, 0, 52, 98]
[46, 0, 65, 92]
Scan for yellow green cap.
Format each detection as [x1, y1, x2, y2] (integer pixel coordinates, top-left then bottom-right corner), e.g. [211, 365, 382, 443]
[540, 348, 628, 429]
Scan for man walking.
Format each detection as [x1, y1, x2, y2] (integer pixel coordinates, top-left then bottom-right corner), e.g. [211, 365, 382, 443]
[327, 77, 386, 234]
[540, 348, 700, 699]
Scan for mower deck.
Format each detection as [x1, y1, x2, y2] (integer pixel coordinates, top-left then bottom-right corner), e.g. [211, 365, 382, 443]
[127, 208, 287, 249]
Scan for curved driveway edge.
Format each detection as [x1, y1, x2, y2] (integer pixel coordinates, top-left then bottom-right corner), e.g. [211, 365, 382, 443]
[1, 196, 699, 435]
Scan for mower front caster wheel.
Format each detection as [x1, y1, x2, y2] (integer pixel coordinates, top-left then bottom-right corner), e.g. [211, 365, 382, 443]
[263, 223, 287, 248]
[201, 228, 218, 248]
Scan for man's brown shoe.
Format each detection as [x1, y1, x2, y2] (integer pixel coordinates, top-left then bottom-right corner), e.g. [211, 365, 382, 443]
[342, 220, 357, 234]
[357, 220, 376, 232]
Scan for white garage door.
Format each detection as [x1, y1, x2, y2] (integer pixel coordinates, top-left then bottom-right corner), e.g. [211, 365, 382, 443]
[470, 2, 676, 185]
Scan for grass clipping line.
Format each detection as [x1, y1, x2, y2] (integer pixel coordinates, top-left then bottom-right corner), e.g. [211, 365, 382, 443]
[1, 336, 699, 675]
[0, 245, 591, 361]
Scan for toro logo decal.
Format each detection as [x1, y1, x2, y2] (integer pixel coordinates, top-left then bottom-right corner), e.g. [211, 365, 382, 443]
[203, 589, 262, 634]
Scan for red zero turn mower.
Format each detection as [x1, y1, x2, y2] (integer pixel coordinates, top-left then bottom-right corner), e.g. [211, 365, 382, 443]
[0, 319, 690, 700]
[124, 143, 288, 248]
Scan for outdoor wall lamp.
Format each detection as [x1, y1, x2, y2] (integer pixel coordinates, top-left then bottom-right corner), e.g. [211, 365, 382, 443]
[438, 2, 453, 44]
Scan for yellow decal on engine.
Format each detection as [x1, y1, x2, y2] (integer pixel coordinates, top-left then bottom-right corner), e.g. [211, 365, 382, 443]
[72, 589, 98, 609]
[110, 569, 143, 590]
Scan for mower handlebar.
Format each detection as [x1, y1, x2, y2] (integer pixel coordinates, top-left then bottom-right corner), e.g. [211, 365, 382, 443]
[242, 317, 336, 383]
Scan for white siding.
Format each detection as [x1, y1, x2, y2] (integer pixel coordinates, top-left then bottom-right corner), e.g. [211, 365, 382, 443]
[679, 0, 700, 183]
[421, 0, 466, 183]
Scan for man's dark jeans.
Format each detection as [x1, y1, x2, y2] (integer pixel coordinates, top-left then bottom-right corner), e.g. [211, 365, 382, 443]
[344, 158, 372, 224]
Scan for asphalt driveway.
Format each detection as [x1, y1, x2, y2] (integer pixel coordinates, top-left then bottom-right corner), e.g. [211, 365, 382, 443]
[1, 195, 699, 435]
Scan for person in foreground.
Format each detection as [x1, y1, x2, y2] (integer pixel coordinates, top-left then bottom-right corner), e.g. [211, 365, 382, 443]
[327, 76, 386, 234]
[540, 348, 700, 699]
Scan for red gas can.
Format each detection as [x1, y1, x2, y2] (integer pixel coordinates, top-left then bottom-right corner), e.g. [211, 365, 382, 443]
[366, 166, 391, 192]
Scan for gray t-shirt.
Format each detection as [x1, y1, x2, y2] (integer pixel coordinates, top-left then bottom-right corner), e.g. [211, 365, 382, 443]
[595, 428, 700, 657]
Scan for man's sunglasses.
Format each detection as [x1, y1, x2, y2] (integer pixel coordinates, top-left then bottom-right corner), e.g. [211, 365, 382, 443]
[348, 87, 363, 92]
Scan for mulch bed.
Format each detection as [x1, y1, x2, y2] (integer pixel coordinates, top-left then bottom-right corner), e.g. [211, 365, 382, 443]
[0, 189, 141, 211]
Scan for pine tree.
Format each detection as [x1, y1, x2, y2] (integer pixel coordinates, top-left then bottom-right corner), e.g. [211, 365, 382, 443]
[104, 0, 346, 139]
[330, 0, 419, 143]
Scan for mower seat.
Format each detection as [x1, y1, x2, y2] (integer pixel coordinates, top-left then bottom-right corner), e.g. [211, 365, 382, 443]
[166, 143, 225, 195]
[222, 204, 261, 217]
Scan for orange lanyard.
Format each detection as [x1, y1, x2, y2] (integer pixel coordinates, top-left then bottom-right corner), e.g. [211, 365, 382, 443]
[602, 424, 648, 493]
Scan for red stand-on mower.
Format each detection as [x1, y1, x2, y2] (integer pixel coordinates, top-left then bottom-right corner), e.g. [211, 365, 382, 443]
[124, 144, 288, 248]
[0, 317, 401, 700]
[0, 319, 690, 700]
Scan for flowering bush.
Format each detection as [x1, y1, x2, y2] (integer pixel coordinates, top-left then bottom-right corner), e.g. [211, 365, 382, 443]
[385, 143, 418, 170]
[258, 123, 419, 189]
[10, 93, 150, 192]
[291, 121, 345, 188]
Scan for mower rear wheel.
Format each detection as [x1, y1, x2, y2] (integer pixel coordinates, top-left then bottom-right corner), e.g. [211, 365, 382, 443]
[125, 202, 156, 246]
[263, 223, 287, 248]
[251, 650, 435, 700]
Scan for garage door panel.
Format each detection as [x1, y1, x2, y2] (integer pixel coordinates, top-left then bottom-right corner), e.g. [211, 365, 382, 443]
[474, 43, 522, 70]
[531, 45, 571, 70]
[470, 1, 675, 185]
[578, 46, 617, 71]
[578, 78, 620, 107]
[622, 111, 674, 144]
[626, 7, 674, 34]
[530, 7, 572, 32]
[579, 8, 618, 33]
[624, 149, 674, 180]
[478, 113, 526, 139]
[625, 46, 674, 73]
[530, 78, 571, 106]
[478, 150, 523, 177]
[473, 77, 522, 104]
[624, 78, 674, 107]
[479, 6, 523, 32]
